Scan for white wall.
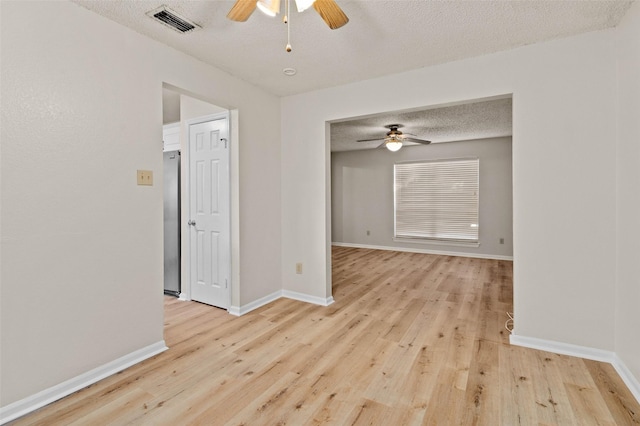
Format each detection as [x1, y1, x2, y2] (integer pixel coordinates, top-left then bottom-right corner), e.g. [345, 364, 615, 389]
[282, 30, 618, 352]
[331, 137, 513, 259]
[162, 89, 180, 125]
[615, 0, 640, 384]
[180, 95, 227, 120]
[0, 0, 281, 408]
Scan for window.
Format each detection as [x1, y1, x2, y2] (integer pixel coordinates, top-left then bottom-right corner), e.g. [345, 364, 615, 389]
[394, 158, 479, 243]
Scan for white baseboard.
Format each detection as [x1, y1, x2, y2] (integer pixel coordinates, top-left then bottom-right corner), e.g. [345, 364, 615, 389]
[0, 341, 168, 425]
[612, 354, 640, 405]
[332, 242, 513, 261]
[509, 334, 614, 362]
[229, 290, 282, 316]
[229, 290, 334, 316]
[510, 334, 640, 404]
[282, 290, 334, 306]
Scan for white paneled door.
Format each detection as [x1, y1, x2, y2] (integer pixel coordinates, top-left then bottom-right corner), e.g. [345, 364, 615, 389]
[188, 116, 230, 309]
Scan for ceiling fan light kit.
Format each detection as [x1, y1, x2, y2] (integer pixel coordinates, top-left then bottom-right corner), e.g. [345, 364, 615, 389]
[227, 0, 348, 52]
[357, 124, 432, 153]
[256, 0, 280, 17]
[294, 0, 316, 12]
[385, 139, 403, 152]
[258, 0, 313, 15]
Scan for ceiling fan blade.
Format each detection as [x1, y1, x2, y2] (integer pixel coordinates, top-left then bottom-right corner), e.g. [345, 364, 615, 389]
[357, 138, 384, 143]
[313, 0, 349, 29]
[377, 141, 387, 149]
[227, 0, 256, 22]
[403, 137, 431, 145]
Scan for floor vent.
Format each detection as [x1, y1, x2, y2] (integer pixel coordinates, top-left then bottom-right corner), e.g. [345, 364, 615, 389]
[147, 6, 200, 33]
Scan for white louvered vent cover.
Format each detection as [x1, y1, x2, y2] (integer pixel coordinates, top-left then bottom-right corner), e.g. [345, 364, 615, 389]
[146, 6, 200, 33]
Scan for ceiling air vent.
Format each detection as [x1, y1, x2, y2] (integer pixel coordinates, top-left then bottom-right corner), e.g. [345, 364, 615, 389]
[147, 6, 200, 33]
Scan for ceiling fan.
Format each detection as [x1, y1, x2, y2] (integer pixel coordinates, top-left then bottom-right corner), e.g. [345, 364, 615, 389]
[227, 0, 349, 30]
[357, 124, 432, 152]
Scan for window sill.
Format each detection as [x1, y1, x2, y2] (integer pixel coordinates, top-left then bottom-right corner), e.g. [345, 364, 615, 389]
[393, 238, 480, 248]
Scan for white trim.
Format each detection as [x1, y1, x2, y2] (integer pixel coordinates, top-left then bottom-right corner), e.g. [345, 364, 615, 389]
[228, 291, 282, 316]
[0, 341, 167, 425]
[332, 242, 513, 261]
[184, 112, 229, 127]
[612, 354, 640, 404]
[510, 334, 640, 404]
[282, 290, 335, 306]
[229, 109, 241, 317]
[509, 334, 614, 363]
[393, 237, 480, 248]
[229, 290, 334, 316]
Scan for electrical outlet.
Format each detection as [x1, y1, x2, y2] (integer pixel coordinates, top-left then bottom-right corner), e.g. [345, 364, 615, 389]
[296, 263, 303, 274]
[366, 230, 370, 236]
[137, 170, 153, 186]
[499, 238, 504, 244]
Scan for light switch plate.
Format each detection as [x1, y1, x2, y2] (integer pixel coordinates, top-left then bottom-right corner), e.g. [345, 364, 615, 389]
[137, 170, 153, 186]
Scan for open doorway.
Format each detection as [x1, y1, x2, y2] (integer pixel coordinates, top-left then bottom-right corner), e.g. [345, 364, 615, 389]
[162, 86, 232, 310]
[327, 95, 514, 294]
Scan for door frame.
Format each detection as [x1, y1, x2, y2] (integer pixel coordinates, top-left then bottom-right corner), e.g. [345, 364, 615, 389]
[180, 112, 232, 310]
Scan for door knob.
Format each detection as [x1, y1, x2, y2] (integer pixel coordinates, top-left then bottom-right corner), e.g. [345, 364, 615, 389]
[188, 220, 196, 226]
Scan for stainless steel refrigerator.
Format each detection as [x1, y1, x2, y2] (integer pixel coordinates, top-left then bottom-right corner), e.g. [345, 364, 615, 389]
[163, 150, 181, 296]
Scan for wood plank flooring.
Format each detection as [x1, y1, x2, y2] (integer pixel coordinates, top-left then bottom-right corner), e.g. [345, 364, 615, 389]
[11, 247, 640, 425]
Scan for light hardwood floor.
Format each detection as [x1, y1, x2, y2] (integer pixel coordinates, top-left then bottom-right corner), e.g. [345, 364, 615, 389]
[12, 247, 640, 425]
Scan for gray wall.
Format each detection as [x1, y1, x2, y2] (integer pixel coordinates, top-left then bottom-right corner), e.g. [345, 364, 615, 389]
[614, 0, 640, 386]
[331, 137, 513, 258]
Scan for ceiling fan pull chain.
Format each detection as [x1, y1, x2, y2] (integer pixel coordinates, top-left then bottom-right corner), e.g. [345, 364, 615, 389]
[285, 0, 292, 52]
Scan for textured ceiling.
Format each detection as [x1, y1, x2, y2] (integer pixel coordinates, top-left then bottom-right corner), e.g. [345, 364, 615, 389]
[74, 1, 629, 150]
[72, 0, 633, 97]
[330, 97, 512, 152]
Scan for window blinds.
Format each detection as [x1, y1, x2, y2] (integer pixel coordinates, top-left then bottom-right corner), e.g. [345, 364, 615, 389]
[394, 158, 479, 242]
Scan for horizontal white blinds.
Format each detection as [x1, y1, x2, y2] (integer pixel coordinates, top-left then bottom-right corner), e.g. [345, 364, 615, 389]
[394, 158, 479, 242]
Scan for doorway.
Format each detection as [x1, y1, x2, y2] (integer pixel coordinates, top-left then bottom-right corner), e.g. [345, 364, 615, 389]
[162, 87, 232, 310]
[326, 96, 514, 312]
[328, 96, 514, 261]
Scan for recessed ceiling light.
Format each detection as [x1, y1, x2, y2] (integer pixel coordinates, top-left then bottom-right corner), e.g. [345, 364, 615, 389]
[283, 68, 297, 76]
